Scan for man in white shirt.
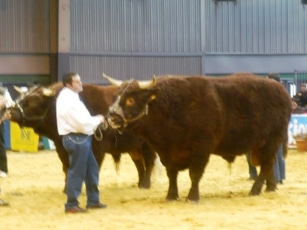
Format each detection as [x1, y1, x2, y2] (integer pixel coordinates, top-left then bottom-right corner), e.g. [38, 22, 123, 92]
[0, 85, 9, 206]
[56, 72, 107, 214]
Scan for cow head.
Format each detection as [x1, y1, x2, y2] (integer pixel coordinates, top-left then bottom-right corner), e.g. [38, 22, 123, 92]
[103, 74, 159, 130]
[6, 84, 61, 127]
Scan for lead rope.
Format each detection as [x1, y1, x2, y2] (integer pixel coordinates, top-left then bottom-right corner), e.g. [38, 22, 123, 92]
[94, 119, 109, 141]
[94, 126, 103, 141]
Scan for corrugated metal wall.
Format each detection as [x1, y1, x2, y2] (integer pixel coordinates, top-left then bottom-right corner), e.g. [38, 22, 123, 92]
[69, 0, 203, 81]
[0, 0, 49, 53]
[69, 0, 307, 82]
[70, 0, 307, 55]
[206, 0, 307, 54]
[70, 0, 201, 53]
[70, 56, 202, 83]
[1, 0, 307, 83]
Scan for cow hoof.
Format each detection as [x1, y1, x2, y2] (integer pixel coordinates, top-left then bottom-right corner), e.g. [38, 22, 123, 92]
[248, 191, 260, 196]
[265, 187, 276, 193]
[165, 197, 179, 202]
[138, 185, 150, 189]
[186, 199, 199, 204]
[138, 182, 151, 189]
[249, 181, 263, 196]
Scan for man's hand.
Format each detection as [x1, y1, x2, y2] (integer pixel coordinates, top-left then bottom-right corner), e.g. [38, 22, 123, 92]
[100, 119, 109, 130]
[0, 95, 6, 109]
[97, 115, 108, 130]
[0, 110, 11, 124]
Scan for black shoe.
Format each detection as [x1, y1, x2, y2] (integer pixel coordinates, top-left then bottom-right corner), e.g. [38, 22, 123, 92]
[65, 206, 87, 214]
[86, 203, 107, 209]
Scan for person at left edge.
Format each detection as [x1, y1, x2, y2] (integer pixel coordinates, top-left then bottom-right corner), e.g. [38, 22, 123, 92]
[0, 84, 11, 206]
[56, 72, 107, 214]
[0, 84, 13, 178]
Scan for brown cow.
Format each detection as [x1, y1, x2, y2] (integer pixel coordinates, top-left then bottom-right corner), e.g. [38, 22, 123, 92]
[104, 73, 292, 202]
[5, 82, 157, 190]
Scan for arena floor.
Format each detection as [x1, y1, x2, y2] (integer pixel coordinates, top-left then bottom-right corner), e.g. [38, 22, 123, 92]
[1, 149, 307, 229]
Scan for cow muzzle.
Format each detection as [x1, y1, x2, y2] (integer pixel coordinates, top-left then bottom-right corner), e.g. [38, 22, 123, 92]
[107, 96, 128, 130]
[107, 114, 126, 131]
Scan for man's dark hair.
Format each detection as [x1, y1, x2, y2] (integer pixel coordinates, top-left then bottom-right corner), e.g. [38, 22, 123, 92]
[267, 73, 280, 82]
[62, 72, 77, 86]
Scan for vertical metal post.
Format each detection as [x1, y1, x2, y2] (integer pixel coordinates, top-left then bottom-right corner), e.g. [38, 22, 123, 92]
[58, 0, 71, 80]
[294, 69, 298, 93]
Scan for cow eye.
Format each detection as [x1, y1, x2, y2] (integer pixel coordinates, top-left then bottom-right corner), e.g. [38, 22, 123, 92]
[125, 97, 135, 107]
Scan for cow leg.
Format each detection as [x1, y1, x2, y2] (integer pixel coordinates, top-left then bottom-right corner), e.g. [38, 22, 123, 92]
[187, 175, 200, 202]
[166, 168, 179, 201]
[128, 150, 151, 188]
[249, 174, 265, 196]
[187, 153, 209, 202]
[249, 168, 276, 195]
[249, 149, 276, 195]
[130, 156, 146, 188]
[126, 143, 156, 189]
[264, 165, 276, 192]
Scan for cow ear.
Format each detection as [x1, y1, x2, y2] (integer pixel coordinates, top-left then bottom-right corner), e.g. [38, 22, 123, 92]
[148, 88, 159, 101]
[150, 95, 156, 101]
[42, 88, 55, 97]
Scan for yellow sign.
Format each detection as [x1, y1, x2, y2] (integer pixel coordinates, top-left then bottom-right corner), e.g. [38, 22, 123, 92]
[10, 122, 39, 152]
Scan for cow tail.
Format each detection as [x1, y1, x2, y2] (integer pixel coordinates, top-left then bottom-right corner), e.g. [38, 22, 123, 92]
[111, 153, 121, 173]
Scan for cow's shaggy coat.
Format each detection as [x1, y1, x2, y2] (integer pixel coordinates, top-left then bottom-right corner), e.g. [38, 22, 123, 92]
[106, 73, 292, 201]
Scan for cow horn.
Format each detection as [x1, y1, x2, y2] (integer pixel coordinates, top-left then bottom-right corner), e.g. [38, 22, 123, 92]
[138, 76, 157, 89]
[102, 73, 123, 86]
[42, 88, 54, 97]
[13, 85, 27, 94]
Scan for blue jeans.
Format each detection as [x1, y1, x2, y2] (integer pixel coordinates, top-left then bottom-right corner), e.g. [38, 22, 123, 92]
[274, 146, 286, 182]
[62, 133, 100, 209]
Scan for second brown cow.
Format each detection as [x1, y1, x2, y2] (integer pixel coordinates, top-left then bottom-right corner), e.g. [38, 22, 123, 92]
[6, 83, 157, 190]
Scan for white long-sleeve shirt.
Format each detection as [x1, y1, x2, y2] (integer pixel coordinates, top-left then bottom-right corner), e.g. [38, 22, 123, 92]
[56, 87, 102, 135]
[0, 87, 13, 109]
